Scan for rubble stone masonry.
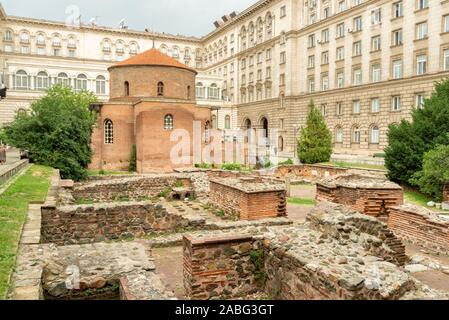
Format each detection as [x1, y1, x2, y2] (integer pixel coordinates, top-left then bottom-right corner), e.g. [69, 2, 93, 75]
[444, 184, 449, 203]
[388, 205, 449, 255]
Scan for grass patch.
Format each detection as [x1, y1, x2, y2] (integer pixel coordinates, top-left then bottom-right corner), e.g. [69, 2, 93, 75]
[404, 188, 439, 210]
[0, 165, 53, 299]
[87, 170, 132, 177]
[320, 161, 386, 171]
[287, 197, 316, 206]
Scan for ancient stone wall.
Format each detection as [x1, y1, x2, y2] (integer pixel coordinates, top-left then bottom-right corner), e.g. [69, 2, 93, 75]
[274, 164, 349, 180]
[316, 175, 403, 219]
[41, 202, 205, 245]
[444, 184, 449, 203]
[388, 205, 449, 255]
[209, 178, 287, 220]
[183, 235, 263, 300]
[72, 175, 191, 202]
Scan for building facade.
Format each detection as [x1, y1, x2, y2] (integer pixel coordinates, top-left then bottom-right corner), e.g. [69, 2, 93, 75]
[1, 0, 449, 160]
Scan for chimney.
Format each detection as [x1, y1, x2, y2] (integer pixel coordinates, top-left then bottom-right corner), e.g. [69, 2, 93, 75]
[222, 15, 228, 23]
[214, 21, 220, 28]
[230, 11, 237, 18]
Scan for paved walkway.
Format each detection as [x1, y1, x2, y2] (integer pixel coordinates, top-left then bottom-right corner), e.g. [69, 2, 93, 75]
[152, 246, 185, 299]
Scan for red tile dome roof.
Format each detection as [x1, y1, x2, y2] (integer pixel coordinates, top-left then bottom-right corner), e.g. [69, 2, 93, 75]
[109, 48, 196, 73]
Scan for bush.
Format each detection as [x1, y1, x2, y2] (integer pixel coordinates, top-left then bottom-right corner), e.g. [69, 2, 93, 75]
[128, 144, 137, 172]
[410, 144, 449, 201]
[221, 163, 242, 171]
[385, 80, 449, 185]
[279, 158, 294, 166]
[297, 100, 333, 164]
[4, 85, 97, 181]
[194, 163, 210, 169]
[0, 128, 8, 146]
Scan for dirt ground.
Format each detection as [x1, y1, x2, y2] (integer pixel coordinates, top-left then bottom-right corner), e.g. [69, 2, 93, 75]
[152, 246, 185, 299]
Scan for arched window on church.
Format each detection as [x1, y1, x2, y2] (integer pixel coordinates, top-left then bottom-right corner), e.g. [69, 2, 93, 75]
[164, 115, 174, 131]
[187, 86, 191, 100]
[124, 81, 129, 96]
[157, 82, 164, 96]
[104, 119, 113, 144]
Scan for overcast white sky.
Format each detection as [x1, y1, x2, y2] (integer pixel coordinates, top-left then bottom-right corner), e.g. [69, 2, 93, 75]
[1, 0, 257, 37]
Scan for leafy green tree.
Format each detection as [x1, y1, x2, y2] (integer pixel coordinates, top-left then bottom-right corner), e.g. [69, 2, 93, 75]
[128, 144, 137, 172]
[0, 128, 8, 146]
[410, 144, 449, 201]
[4, 85, 97, 180]
[297, 100, 332, 164]
[385, 80, 449, 184]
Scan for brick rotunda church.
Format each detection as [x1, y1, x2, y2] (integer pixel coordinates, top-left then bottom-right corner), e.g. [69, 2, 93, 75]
[89, 49, 211, 173]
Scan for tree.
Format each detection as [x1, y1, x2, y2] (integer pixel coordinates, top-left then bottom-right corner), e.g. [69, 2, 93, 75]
[128, 144, 137, 172]
[385, 80, 449, 184]
[410, 144, 449, 201]
[4, 85, 97, 180]
[297, 100, 332, 164]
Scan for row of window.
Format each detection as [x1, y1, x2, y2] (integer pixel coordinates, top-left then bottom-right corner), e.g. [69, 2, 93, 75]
[11, 70, 107, 94]
[308, 51, 441, 92]
[320, 94, 425, 117]
[334, 125, 381, 145]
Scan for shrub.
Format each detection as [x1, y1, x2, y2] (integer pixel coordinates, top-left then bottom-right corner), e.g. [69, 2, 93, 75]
[194, 163, 210, 169]
[128, 144, 137, 172]
[4, 85, 97, 181]
[221, 163, 242, 171]
[279, 158, 294, 166]
[410, 144, 449, 201]
[385, 80, 449, 185]
[297, 100, 333, 164]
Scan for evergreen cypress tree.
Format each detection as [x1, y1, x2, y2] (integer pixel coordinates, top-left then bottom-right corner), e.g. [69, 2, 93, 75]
[297, 100, 333, 164]
[128, 144, 137, 172]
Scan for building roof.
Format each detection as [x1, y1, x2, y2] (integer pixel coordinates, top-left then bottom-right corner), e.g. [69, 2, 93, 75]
[109, 48, 196, 73]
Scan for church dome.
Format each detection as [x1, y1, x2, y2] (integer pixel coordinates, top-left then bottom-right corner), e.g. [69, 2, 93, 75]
[109, 48, 196, 74]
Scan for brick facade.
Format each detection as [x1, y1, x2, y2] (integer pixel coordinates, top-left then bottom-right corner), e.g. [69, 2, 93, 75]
[183, 235, 262, 300]
[209, 177, 287, 220]
[388, 205, 449, 255]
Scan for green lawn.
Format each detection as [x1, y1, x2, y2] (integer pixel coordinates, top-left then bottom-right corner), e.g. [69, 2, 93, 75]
[0, 165, 52, 299]
[404, 189, 436, 210]
[87, 169, 133, 176]
[287, 197, 316, 206]
[320, 161, 386, 171]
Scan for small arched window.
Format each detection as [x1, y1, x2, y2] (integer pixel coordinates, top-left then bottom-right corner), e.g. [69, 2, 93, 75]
[187, 86, 191, 100]
[36, 33, 45, 45]
[124, 81, 130, 96]
[335, 127, 344, 143]
[352, 126, 361, 144]
[96, 75, 106, 95]
[20, 31, 29, 43]
[278, 136, 284, 152]
[15, 70, 29, 89]
[57, 73, 69, 86]
[164, 115, 174, 131]
[104, 119, 113, 144]
[370, 126, 380, 144]
[157, 82, 164, 96]
[225, 115, 231, 129]
[36, 71, 49, 90]
[75, 74, 87, 92]
[68, 37, 76, 48]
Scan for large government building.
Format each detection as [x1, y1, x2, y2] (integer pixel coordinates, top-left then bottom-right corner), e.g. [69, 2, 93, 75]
[1, 0, 449, 161]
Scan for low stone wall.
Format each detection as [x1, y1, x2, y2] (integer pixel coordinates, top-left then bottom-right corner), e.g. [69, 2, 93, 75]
[444, 184, 449, 203]
[72, 175, 192, 202]
[274, 164, 349, 180]
[0, 159, 29, 186]
[316, 174, 403, 218]
[388, 205, 449, 255]
[41, 202, 205, 245]
[209, 177, 287, 220]
[183, 235, 263, 300]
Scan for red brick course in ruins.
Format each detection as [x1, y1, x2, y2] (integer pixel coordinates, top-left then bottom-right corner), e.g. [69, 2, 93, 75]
[388, 205, 449, 255]
[316, 174, 403, 219]
[209, 177, 287, 220]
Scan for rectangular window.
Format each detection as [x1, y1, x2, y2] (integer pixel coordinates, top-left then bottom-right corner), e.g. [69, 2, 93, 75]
[336, 23, 345, 38]
[323, 7, 330, 19]
[392, 96, 401, 111]
[393, 1, 403, 18]
[336, 102, 344, 116]
[322, 74, 329, 91]
[444, 15, 449, 33]
[353, 100, 361, 114]
[20, 46, 30, 54]
[416, 22, 428, 40]
[337, 72, 345, 88]
[321, 104, 328, 116]
[417, 54, 427, 75]
[337, 47, 345, 61]
[308, 55, 315, 68]
[371, 8, 382, 25]
[353, 41, 362, 56]
[339, 1, 347, 13]
[280, 52, 286, 64]
[415, 94, 425, 109]
[308, 78, 315, 93]
[4, 45, 12, 53]
[266, 48, 272, 60]
[266, 67, 271, 79]
[37, 47, 45, 55]
[392, 29, 403, 46]
[322, 29, 329, 43]
[322, 51, 329, 65]
[371, 98, 380, 113]
[372, 64, 381, 82]
[353, 68, 362, 85]
[444, 50, 449, 71]
[280, 6, 286, 18]
[417, 0, 428, 10]
[280, 74, 285, 86]
[308, 34, 315, 48]
[393, 59, 403, 79]
[371, 35, 381, 51]
[353, 16, 362, 32]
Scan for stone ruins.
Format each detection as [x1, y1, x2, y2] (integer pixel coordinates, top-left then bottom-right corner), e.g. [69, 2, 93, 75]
[8, 164, 449, 300]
